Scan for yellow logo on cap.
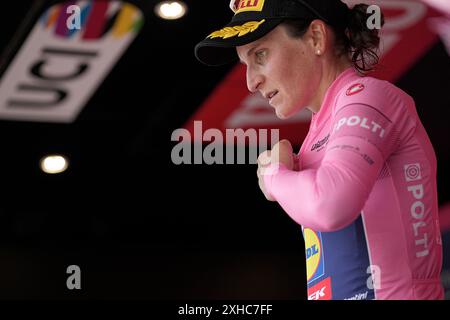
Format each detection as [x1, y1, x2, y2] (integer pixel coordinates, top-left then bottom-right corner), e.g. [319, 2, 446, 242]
[207, 19, 265, 39]
[234, 0, 265, 14]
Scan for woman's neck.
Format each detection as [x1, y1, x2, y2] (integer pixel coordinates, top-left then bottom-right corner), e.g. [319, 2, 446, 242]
[307, 57, 353, 114]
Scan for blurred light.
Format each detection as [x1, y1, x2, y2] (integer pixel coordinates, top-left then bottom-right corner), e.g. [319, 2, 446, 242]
[154, 1, 187, 20]
[40, 154, 69, 174]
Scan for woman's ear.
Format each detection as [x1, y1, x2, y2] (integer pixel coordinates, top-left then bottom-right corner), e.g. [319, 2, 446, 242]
[308, 19, 328, 56]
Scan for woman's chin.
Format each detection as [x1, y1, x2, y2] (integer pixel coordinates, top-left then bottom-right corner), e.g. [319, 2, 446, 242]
[275, 107, 292, 120]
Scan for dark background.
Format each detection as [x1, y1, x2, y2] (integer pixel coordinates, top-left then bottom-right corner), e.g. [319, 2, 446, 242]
[0, 0, 448, 300]
[0, 0, 306, 299]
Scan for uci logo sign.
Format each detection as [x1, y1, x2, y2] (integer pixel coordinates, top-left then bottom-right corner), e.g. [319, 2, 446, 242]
[0, 1, 143, 122]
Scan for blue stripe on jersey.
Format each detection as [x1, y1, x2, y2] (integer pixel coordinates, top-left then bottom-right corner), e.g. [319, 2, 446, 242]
[305, 216, 375, 300]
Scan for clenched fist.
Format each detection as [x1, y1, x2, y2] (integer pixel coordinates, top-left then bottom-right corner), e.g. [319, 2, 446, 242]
[257, 139, 295, 201]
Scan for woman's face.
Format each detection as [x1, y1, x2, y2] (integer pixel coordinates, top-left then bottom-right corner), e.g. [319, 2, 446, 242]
[237, 24, 322, 119]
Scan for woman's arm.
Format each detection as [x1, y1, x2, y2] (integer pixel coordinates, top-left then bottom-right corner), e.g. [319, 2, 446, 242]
[263, 102, 401, 232]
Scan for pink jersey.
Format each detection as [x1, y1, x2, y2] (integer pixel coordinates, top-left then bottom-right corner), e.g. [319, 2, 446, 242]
[263, 67, 444, 300]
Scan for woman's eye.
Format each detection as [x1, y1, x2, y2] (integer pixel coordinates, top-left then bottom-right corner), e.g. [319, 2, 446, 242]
[255, 50, 266, 63]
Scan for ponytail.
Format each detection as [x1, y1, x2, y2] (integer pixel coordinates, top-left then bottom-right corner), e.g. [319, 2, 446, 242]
[345, 4, 385, 73]
[282, 3, 385, 74]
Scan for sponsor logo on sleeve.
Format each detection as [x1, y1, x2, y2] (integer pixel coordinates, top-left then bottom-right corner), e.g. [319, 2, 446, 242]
[346, 83, 365, 96]
[404, 163, 422, 182]
[404, 162, 429, 258]
[332, 115, 386, 139]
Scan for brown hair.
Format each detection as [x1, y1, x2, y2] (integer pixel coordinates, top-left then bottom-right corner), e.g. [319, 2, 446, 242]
[282, 4, 385, 74]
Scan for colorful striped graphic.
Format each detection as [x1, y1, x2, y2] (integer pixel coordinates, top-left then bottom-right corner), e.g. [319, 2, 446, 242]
[40, 0, 143, 40]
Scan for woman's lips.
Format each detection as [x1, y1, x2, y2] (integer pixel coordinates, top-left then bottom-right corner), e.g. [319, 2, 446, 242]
[269, 91, 279, 105]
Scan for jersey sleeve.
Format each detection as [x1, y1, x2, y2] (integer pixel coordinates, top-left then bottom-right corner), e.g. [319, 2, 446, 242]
[263, 79, 415, 232]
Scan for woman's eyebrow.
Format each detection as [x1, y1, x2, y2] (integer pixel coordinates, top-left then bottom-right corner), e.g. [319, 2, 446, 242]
[239, 44, 259, 64]
[246, 45, 258, 59]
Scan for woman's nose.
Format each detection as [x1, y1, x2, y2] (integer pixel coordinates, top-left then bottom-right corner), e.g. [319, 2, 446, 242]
[246, 68, 263, 93]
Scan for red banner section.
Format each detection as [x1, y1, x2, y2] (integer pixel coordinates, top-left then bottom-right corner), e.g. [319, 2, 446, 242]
[185, 0, 442, 147]
[440, 203, 450, 233]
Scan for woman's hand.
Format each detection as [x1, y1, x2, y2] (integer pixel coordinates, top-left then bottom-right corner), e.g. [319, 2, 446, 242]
[257, 139, 295, 201]
[271, 139, 294, 170]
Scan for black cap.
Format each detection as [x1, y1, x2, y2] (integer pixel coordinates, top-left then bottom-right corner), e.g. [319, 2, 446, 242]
[194, 0, 350, 66]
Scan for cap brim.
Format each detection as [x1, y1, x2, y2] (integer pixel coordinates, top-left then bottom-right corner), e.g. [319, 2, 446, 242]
[194, 18, 283, 66]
